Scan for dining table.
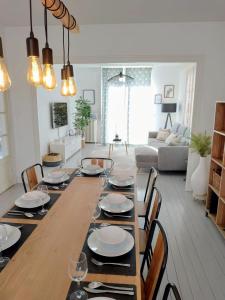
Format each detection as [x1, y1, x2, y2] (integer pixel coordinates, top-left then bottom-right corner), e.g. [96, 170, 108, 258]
[0, 168, 142, 300]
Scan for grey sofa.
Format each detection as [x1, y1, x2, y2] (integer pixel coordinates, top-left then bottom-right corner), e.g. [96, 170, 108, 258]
[135, 123, 189, 171]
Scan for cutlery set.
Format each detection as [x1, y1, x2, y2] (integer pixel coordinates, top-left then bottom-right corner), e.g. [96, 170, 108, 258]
[83, 286, 134, 295]
[103, 212, 131, 218]
[91, 258, 130, 267]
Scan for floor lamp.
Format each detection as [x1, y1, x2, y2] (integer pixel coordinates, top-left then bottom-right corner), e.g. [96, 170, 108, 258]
[161, 103, 177, 129]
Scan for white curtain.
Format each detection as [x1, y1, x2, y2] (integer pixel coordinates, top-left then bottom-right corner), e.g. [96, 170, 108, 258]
[102, 67, 152, 144]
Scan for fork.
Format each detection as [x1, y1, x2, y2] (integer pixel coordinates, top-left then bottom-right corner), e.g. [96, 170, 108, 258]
[91, 258, 130, 267]
[104, 212, 131, 219]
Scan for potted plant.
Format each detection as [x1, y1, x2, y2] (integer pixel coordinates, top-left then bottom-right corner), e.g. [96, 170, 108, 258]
[190, 132, 211, 200]
[73, 97, 91, 148]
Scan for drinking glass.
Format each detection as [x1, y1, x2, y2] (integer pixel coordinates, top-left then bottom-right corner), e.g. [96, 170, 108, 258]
[37, 185, 49, 215]
[99, 173, 108, 189]
[68, 252, 88, 300]
[91, 203, 101, 231]
[0, 224, 10, 269]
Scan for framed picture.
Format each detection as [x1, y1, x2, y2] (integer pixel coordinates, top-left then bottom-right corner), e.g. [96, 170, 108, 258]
[164, 85, 175, 98]
[154, 94, 162, 104]
[83, 89, 95, 105]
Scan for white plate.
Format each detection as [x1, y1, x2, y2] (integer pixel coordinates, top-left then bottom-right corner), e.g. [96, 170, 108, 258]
[99, 194, 134, 213]
[109, 176, 134, 187]
[87, 227, 134, 257]
[48, 170, 66, 179]
[42, 174, 70, 184]
[0, 224, 21, 251]
[81, 165, 104, 175]
[15, 191, 50, 208]
[89, 298, 116, 300]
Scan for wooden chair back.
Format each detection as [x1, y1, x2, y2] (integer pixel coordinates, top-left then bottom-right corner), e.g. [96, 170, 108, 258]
[144, 187, 162, 236]
[81, 157, 114, 172]
[21, 163, 44, 192]
[162, 283, 182, 300]
[141, 219, 168, 300]
[144, 167, 158, 203]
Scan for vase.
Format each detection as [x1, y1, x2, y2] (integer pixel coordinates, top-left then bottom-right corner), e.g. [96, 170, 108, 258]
[191, 156, 209, 200]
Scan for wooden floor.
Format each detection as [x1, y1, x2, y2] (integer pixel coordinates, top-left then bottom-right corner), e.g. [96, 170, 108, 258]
[137, 172, 225, 300]
[1, 145, 225, 299]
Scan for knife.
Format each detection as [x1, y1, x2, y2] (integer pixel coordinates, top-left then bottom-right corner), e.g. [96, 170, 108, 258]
[83, 287, 134, 296]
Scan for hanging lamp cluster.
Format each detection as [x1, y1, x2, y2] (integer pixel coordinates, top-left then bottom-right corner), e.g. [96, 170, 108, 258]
[26, 0, 78, 94]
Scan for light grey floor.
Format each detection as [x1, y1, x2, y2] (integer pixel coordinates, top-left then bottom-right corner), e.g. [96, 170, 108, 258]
[1, 144, 225, 300]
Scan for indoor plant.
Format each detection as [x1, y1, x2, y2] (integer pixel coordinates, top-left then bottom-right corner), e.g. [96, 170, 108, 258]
[190, 132, 211, 200]
[73, 97, 91, 147]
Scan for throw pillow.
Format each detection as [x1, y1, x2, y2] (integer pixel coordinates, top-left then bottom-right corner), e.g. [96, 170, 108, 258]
[165, 132, 178, 145]
[168, 135, 182, 146]
[156, 129, 170, 141]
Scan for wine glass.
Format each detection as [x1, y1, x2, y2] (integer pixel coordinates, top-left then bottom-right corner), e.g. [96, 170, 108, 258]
[37, 185, 49, 215]
[99, 173, 108, 189]
[68, 252, 88, 300]
[89, 203, 101, 231]
[0, 224, 10, 269]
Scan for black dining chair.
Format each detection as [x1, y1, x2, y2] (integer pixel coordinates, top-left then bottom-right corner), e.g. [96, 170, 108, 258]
[137, 167, 158, 218]
[80, 157, 114, 172]
[162, 283, 182, 300]
[139, 187, 162, 254]
[141, 219, 168, 300]
[21, 163, 44, 192]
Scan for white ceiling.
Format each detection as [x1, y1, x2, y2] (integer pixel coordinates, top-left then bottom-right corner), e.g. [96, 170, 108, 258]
[0, 0, 225, 27]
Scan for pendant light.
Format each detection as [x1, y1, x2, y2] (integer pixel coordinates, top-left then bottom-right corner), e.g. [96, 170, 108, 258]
[26, 0, 43, 86]
[61, 26, 69, 96]
[65, 23, 77, 96]
[42, 0, 57, 90]
[0, 37, 11, 92]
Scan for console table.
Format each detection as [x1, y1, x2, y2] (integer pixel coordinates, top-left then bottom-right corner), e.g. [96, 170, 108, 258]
[49, 135, 81, 163]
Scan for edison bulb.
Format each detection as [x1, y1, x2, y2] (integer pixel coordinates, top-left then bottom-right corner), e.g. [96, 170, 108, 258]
[68, 77, 77, 96]
[61, 79, 69, 96]
[27, 56, 43, 87]
[0, 57, 11, 92]
[42, 64, 57, 90]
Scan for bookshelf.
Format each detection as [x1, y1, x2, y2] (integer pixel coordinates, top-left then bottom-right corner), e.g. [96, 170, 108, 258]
[206, 102, 225, 238]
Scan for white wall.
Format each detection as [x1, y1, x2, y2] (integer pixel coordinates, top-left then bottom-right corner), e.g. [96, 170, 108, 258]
[3, 22, 225, 182]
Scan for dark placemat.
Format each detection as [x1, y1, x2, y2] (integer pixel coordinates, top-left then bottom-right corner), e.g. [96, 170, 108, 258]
[104, 183, 135, 193]
[3, 193, 61, 220]
[39, 170, 77, 191]
[66, 281, 137, 300]
[98, 193, 135, 222]
[0, 222, 37, 272]
[82, 223, 136, 276]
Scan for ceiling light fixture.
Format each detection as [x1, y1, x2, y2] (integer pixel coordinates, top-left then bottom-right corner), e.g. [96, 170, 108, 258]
[0, 37, 11, 92]
[26, 0, 43, 87]
[42, 0, 57, 90]
[61, 26, 69, 96]
[65, 20, 77, 96]
[108, 71, 134, 84]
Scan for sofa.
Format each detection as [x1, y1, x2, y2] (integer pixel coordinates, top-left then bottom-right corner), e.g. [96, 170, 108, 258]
[135, 123, 190, 171]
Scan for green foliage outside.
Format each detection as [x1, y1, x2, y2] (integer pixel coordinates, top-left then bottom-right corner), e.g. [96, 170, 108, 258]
[73, 97, 91, 137]
[190, 133, 211, 157]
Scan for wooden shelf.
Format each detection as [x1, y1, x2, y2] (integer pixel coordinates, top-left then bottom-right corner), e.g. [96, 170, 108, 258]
[211, 157, 224, 168]
[208, 184, 219, 196]
[206, 102, 225, 239]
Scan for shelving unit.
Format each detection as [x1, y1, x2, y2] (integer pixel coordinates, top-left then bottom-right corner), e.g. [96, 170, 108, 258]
[206, 101, 225, 239]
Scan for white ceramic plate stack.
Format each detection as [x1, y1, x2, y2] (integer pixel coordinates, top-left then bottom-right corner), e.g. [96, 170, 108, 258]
[15, 191, 50, 209]
[88, 226, 134, 257]
[99, 193, 133, 213]
[0, 224, 21, 251]
[42, 171, 70, 184]
[108, 176, 134, 187]
[81, 164, 105, 176]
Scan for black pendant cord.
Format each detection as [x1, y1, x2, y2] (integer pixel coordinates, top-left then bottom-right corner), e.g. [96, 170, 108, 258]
[29, 0, 34, 37]
[44, 0, 49, 47]
[63, 25, 66, 67]
[67, 23, 70, 65]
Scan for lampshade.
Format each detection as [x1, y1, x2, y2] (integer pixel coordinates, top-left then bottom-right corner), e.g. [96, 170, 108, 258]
[161, 103, 177, 113]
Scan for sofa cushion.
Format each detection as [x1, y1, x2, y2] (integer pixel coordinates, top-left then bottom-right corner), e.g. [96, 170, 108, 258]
[177, 125, 187, 136]
[171, 122, 180, 133]
[165, 133, 178, 145]
[156, 129, 170, 141]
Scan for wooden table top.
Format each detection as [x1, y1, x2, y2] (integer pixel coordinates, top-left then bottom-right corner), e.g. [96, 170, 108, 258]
[0, 176, 141, 300]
